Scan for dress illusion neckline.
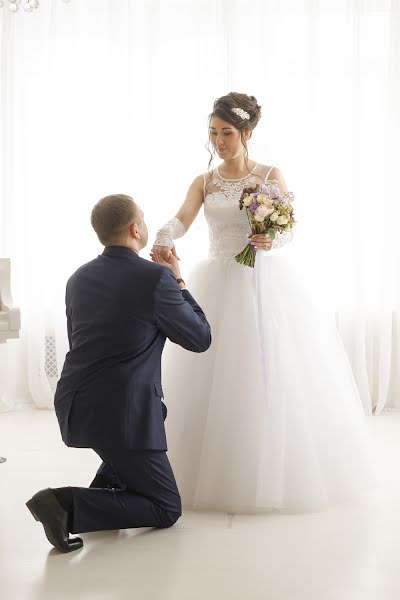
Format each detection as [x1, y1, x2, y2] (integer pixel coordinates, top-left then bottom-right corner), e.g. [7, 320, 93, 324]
[215, 164, 259, 182]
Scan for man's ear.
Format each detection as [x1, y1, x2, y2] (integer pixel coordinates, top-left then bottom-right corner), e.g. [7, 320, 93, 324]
[130, 222, 140, 239]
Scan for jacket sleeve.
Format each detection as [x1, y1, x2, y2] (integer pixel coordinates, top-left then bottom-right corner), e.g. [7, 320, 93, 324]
[153, 268, 211, 353]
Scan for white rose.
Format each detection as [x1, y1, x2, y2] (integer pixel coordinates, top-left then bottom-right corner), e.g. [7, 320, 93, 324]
[260, 195, 275, 209]
[269, 212, 279, 222]
[276, 215, 289, 225]
[243, 195, 253, 207]
[254, 214, 265, 222]
[255, 205, 274, 219]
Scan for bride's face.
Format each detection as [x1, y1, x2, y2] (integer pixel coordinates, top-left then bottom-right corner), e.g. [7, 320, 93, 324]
[209, 116, 248, 160]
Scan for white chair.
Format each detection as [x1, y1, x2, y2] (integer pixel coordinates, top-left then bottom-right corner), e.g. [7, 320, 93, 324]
[0, 258, 21, 463]
[0, 258, 20, 344]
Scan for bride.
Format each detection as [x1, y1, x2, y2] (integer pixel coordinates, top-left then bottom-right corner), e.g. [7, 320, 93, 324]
[151, 92, 373, 513]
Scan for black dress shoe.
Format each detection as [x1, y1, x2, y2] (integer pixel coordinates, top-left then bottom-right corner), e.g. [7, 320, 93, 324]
[26, 488, 83, 553]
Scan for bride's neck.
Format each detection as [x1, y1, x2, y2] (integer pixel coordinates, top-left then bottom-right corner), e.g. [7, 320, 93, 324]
[219, 156, 256, 178]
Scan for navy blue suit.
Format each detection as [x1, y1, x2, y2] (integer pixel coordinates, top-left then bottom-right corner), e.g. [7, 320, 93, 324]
[54, 245, 211, 533]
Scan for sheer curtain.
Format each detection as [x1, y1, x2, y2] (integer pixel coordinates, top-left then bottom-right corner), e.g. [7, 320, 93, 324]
[0, 0, 399, 413]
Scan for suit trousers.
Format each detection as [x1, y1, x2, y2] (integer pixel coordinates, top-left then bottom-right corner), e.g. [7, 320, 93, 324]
[71, 446, 182, 534]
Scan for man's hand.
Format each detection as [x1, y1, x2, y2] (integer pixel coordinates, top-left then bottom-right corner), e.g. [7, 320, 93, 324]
[150, 249, 182, 281]
[151, 245, 180, 263]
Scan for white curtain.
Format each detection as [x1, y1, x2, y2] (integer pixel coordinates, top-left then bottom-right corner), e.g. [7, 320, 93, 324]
[0, 0, 399, 413]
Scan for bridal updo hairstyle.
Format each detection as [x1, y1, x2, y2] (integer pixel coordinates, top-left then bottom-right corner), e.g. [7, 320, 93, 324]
[91, 194, 139, 245]
[207, 92, 262, 169]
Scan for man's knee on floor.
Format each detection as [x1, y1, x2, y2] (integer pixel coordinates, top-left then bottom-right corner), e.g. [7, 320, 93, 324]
[154, 493, 182, 528]
[159, 509, 181, 528]
[156, 497, 182, 528]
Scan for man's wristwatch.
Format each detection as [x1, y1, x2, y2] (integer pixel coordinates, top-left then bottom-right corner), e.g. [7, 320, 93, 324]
[176, 278, 186, 286]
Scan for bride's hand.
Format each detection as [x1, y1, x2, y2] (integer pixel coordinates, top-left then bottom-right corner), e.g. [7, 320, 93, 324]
[150, 251, 182, 280]
[150, 245, 180, 263]
[249, 233, 273, 251]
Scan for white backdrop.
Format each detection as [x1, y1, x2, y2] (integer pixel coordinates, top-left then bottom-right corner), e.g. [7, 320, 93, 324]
[0, 0, 399, 413]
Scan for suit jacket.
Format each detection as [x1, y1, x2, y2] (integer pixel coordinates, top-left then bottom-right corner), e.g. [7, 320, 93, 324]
[54, 245, 211, 451]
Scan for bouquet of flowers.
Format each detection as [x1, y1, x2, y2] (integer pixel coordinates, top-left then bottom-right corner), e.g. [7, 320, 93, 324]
[235, 180, 296, 268]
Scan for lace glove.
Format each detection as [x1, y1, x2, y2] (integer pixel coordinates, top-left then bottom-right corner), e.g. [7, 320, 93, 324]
[272, 230, 293, 249]
[154, 217, 186, 248]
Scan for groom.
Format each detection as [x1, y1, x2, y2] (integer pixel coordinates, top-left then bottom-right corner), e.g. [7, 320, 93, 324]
[26, 194, 211, 552]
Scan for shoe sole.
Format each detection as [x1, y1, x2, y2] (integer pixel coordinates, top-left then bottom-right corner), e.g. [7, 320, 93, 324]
[26, 493, 83, 553]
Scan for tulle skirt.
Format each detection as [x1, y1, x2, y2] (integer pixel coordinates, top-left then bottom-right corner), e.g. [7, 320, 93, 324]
[162, 251, 374, 513]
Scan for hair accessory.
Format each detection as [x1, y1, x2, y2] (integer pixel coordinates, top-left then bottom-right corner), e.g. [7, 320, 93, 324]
[231, 107, 250, 120]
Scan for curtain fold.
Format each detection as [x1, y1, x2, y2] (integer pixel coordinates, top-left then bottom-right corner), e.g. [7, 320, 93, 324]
[0, 0, 399, 412]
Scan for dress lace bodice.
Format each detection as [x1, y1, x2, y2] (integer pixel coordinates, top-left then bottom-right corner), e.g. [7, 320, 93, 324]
[203, 164, 292, 259]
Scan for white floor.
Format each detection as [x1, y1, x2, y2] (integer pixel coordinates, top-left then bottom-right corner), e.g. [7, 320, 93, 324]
[0, 410, 400, 600]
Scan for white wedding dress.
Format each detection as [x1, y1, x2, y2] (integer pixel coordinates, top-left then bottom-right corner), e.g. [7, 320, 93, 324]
[162, 163, 373, 513]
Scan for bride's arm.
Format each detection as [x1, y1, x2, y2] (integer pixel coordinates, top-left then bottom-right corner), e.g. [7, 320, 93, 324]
[151, 175, 204, 262]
